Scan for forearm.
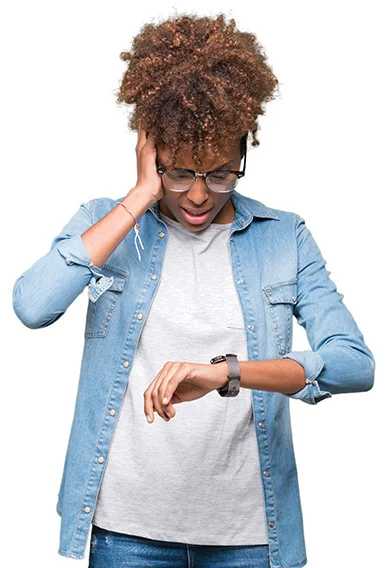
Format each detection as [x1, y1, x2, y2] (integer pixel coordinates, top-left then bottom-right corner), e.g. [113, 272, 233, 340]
[238, 358, 306, 395]
[81, 185, 152, 268]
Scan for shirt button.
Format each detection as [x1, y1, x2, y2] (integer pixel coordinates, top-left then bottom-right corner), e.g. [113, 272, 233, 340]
[83, 506, 91, 513]
[159, 231, 165, 238]
[109, 408, 116, 416]
[123, 360, 129, 368]
[258, 421, 265, 428]
[97, 456, 105, 464]
[137, 312, 143, 320]
[151, 274, 157, 280]
[247, 324, 255, 331]
[237, 278, 243, 284]
[268, 521, 275, 528]
[263, 469, 270, 477]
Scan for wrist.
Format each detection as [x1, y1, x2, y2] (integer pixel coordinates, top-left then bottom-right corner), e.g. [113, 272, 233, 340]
[123, 185, 154, 218]
[212, 361, 229, 389]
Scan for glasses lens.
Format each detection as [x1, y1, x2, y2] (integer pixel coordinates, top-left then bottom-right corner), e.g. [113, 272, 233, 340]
[207, 171, 238, 192]
[163, 169, 238, 193]
[164, 169, 195, 191]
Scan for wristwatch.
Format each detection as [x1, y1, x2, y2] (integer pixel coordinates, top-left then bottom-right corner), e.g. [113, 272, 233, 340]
[210, 353, 240, 397]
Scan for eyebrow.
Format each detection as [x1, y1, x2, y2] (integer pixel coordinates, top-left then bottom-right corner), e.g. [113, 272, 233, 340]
[215, 160, 233, 169]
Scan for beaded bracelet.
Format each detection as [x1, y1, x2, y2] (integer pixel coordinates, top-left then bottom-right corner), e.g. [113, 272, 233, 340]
[117, 201, 145, 262]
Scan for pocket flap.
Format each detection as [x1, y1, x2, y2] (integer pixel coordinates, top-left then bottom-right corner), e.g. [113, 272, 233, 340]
[108, 275, 127, 291]
[88, 273, 126, 303]
[263, 280, 297, 304]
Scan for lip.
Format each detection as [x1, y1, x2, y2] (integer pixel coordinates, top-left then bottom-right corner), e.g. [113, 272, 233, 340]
[180, 207, 213, 225]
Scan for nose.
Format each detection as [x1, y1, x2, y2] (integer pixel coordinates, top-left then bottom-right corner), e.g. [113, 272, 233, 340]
[185, 176, 210, 204]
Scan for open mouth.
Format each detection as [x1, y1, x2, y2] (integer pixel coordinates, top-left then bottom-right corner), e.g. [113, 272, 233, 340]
[180, 207, 213, 224]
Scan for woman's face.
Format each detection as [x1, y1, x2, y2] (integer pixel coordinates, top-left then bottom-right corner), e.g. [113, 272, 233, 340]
[156, 138, 242, 231]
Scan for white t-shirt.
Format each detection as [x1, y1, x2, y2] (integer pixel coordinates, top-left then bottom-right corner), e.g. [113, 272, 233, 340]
[92, 211, 268, 545]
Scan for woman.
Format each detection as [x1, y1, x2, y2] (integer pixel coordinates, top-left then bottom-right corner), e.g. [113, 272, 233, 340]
[12, 13, 375, 568]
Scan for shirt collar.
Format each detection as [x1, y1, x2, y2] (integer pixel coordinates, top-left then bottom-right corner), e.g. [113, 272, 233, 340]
[230, 189, 280, 221]
[118, 189, 280, 227]
[150, 190, 280, 229]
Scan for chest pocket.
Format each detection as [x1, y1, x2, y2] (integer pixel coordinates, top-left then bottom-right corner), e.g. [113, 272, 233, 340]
[262, 279, 297, 355]
[85, 269, 128, 338]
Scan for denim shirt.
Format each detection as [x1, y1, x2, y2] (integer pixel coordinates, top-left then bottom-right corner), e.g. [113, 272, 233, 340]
[12, 190, 375, 567]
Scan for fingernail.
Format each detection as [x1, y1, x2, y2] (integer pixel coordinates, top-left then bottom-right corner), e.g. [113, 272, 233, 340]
[146, 414, 153, 423]
[162, 397, 168, 404]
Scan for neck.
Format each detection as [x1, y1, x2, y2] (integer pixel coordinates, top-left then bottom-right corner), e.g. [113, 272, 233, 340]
[212, 199, 235, 224]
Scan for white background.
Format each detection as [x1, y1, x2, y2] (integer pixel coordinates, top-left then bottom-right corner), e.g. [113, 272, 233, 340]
[2, 1, 384, 566]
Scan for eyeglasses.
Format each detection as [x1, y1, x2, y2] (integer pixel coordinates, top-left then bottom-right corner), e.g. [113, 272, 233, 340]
[155, 134, 247, 193]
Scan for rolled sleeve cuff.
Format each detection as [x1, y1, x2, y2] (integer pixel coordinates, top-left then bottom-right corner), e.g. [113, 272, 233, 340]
[281, 350, 332, 404]
[56, 235, 123, 304]
[56, 235, 104, 278]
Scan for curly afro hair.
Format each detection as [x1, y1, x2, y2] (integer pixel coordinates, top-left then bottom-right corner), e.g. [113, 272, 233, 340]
[116, 12, 279, 168]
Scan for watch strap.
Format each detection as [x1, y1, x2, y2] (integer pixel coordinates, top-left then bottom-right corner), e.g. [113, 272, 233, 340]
[210, 353, 240, 397]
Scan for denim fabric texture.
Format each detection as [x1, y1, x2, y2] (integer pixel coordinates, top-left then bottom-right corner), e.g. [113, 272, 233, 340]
[12, 189, 375, 567]
[88, 524, 270, 568]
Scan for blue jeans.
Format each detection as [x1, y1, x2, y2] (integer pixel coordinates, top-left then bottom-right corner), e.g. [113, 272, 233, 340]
[88, 524, 270, 568]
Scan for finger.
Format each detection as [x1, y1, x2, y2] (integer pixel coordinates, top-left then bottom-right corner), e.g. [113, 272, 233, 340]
[144, 360, 167, 423]
[159, 363, 185, 405]
[152, 370, 173, 421]
[164, 401, 176, 419]
[161, 363, 192, 405]
[155, 362, 184, 419]
[143, 387, 155, 423]
[148, 362, 174, 421]
[156, 363, 184, 416]
[136, 119, 148, 153]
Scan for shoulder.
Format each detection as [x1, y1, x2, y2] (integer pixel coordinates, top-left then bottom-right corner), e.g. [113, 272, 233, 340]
[243, 194, 304, 227]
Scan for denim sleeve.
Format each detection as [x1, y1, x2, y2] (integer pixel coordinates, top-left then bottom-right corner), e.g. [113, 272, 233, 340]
[12, 200, 107, 329]
[281, 215, 375, 404]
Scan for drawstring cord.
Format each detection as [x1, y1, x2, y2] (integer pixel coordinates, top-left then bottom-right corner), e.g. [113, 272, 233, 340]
[117, 201, 144, 262]
[133, 223, 145, 261]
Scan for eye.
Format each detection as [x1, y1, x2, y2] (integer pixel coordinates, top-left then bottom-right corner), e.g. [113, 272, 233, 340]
[168, 169, 193, 180]
[209, 170, 232, 180]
